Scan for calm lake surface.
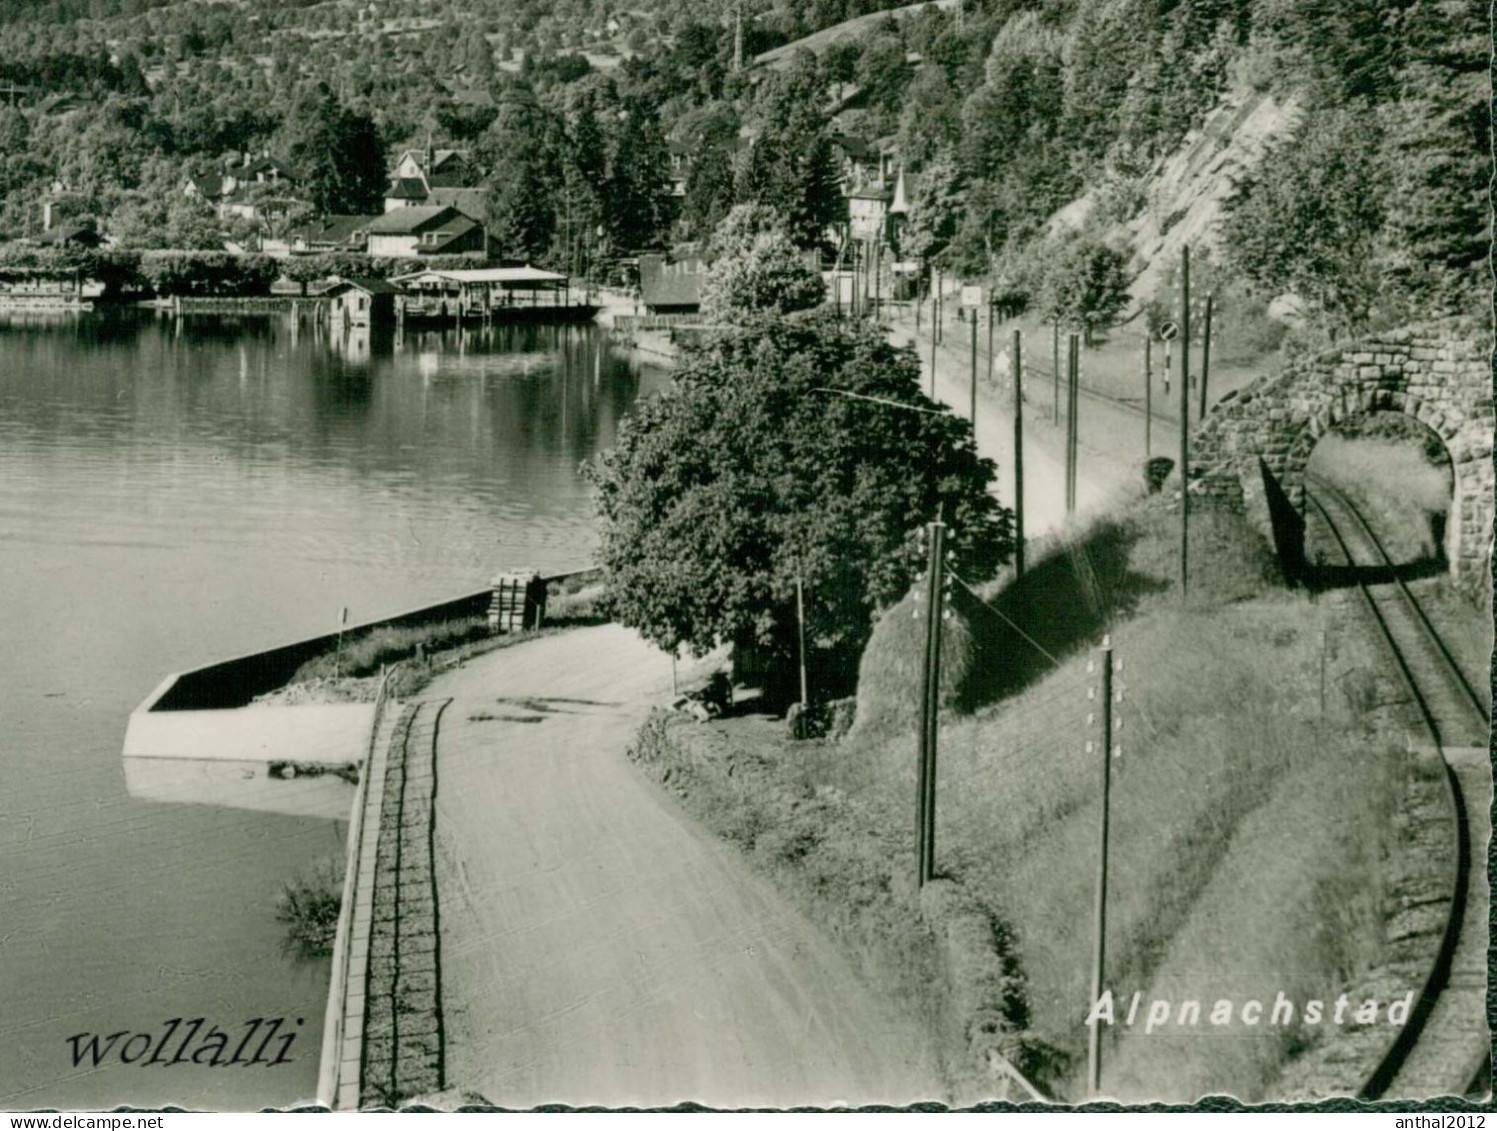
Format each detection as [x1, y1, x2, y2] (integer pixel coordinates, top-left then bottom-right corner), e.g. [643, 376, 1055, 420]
[0, 310, 665, 1110]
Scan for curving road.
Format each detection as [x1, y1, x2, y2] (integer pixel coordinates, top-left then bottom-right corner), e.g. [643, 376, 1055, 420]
[425, 625, 944, 1108]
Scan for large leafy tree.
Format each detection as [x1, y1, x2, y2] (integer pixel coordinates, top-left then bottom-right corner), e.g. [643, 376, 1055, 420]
[1038, 235, 1131, 344]
[700, 228, 825, 322]
[678, 103, 740, 239]
[900, 147, 964, 267]
[1373, 0, 1488, 316]
[586, 312, 1011, 693]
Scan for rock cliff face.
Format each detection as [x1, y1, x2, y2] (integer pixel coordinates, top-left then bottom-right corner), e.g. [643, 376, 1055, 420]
[1050, 79, 1302, 310]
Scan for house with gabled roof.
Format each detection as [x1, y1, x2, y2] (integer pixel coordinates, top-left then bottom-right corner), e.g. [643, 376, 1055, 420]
[182, 152, 305, 226]
[392, 147, 473, 184]
[384, 146, 486, 219]
[30, 217, 104, 249]
[292, 214, 380, 254]
[365, 205, 486, 258]
[182, 171, 226, 200]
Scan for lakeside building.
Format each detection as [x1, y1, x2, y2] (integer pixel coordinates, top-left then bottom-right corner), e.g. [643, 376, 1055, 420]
[638, 254, 709, 316]
[382, 266, 596, 325]
[292, 214, 379, 255]
[325, 277, 401, 328]
[29, 217, 104, 250]
[365, 206, 486, 258]
[182, 152, 303, 226]
[0, 266, 99, 310]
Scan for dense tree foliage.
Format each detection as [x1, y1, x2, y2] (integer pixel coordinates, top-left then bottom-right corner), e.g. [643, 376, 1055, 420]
[1221, 108, 1386, 330]
[700, 208, 825, 321]
[477, 91, 562, 262]
[1037, 237, 1132, 344]
[282, 84, 385, 216]
[736, 62, 845, 250]
[587, 310, 1010, 690]
[0, 0, 1481, 333]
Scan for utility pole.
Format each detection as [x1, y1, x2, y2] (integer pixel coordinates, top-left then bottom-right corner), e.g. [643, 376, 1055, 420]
[334, 606, 349, 679]
[1012, 329, 1025, 578]
[796, 575, 808, 714]
[1052, 321, 1060, 425]
[986, 296, 995, 389]
[1319, 627, 1327, 718]
[1198, 292, 1214, 423]
[850, 241, 859, 319]
[929, 300, 938, 398]
[934, 268, 942, 344]
[1179, 246, 1191, 598]
[1144, 338, 1153, 458]
[1087, 636, 1118, 1098]
[969, 300, 978, 431]
[916, 517, 947, 887]
[1066, 333, 1080, 513]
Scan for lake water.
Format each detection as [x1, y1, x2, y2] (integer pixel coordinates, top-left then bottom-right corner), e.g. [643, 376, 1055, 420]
[0, 310, 664, 1110]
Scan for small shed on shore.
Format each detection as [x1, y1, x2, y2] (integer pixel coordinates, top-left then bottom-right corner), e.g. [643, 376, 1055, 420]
[639, 254, 709, 315]
[325, 277, 400, 328]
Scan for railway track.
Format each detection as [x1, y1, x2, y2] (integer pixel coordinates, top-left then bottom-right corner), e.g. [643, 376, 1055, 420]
[1304, 475, 1490, 1100]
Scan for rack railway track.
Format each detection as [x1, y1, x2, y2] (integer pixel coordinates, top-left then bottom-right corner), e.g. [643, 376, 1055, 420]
[1305, 475, 1490, 1100]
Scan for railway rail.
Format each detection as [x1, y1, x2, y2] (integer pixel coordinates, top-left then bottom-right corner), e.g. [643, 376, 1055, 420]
[1305, 475, 1490, 1100]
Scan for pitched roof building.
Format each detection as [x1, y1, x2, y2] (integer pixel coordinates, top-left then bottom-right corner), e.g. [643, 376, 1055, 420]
[366, 205, 485, 258]
[384, 147, 486, 219]
[639, 254, 710, 314]
[293, 214, 379, 253]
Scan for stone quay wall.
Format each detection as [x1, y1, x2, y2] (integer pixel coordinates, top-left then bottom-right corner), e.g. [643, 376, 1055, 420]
[361, 698, 450, 1108]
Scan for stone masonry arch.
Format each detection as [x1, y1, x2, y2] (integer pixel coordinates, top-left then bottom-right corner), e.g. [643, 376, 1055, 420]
[1190, 320, 1493, 593]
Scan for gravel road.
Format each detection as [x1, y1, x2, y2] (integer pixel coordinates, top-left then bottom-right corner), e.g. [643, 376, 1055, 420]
[426, 625, 945, 1108]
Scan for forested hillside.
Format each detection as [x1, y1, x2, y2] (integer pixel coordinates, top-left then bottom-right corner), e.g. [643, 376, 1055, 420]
[0, 0, 1484, 336]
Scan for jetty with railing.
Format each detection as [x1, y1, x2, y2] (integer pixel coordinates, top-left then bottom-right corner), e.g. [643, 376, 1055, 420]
[388, 266, 600, 327]
[0, 267, 98, 312]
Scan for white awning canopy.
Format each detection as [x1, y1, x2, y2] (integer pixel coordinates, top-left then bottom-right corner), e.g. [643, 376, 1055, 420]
[391, 266, 569, 289]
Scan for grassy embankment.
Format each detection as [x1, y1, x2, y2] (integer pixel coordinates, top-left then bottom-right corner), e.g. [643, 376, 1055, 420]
[630, 479, 1461, 1102]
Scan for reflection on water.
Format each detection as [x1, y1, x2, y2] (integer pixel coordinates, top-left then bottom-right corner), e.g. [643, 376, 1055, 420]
[0, 309, 663, 1110]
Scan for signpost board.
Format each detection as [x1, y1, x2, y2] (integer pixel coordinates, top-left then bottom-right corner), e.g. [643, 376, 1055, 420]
[961, 285, 983, 309]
